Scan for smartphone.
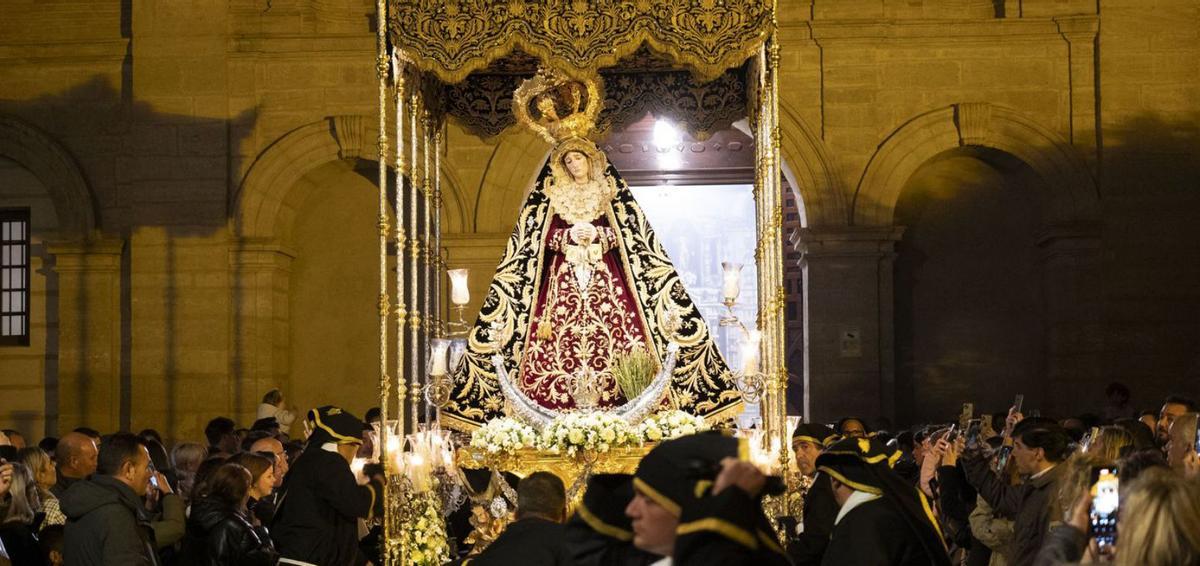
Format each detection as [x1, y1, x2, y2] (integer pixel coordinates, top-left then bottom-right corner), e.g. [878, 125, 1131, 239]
[1089, 466, 1120, 550]
[1013, 394, 1025, 415]
[945, 424, 959, 442]
[959, 402, 975, 429]
[1081, 426, 1100, 452]
[965, 419, 983, 450]
[149, 473, 160, 490]
[1194, 420, 1200, 454]
[0, 445, 17, 462]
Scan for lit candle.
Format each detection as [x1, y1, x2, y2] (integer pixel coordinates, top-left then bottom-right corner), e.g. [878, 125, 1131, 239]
[721, 262, 742, 303]
[430, 338, 451, 376]
[741, 330, 761, 374]
[448, 268, 470, 306]
[449, 338, 467, 372]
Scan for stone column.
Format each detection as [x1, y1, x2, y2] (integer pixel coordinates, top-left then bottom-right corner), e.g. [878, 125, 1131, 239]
[794, 226, 904, 425]
[48, 238, 124, 433]
[230, 239, 294, 426]
[1038, 226, 1103, 414]
[1055, 16, 1100, 168]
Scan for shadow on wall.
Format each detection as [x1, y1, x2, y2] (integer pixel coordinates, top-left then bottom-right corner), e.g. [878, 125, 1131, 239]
[1097, 112, 1200, 409]
[889, 112, 1200, 428]
[0, 74, 258, 439]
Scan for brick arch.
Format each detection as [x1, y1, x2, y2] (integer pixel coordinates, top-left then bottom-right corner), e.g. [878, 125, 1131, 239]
[778, 101, 847, 227]
[853, 103, 1098, 227]
[0, 114, 97, 239]
[234, 115, 467, 240]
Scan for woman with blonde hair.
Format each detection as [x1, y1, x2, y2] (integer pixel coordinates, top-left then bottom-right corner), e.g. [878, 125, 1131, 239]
[1035, 466, 1200, 565]
[1114, 468, 1200, 565]
[16, 447, 65, 529]
[0, 462, 46, 564]
[1083, 426, 1134, 462]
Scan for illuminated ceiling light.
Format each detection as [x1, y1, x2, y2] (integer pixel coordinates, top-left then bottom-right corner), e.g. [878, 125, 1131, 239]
[652, 118, 681, 150]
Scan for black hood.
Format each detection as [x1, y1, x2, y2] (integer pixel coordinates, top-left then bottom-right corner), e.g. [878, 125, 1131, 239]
[59, 475, 146, 522]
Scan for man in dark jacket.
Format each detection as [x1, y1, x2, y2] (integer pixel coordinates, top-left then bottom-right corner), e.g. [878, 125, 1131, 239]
[51, 432, 97, 498]
[270, 406, 383, 566]
[961, 419, 1070, 566]
[786, 423, 839, 566]
[465, 471, 570, 565]
[60, 432, 161, 565]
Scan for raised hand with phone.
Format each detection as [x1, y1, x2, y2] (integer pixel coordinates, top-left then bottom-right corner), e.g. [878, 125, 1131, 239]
[992, 394, 1024, 474]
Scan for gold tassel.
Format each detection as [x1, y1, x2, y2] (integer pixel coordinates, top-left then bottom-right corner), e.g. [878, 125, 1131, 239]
[537, 318, 552, 340]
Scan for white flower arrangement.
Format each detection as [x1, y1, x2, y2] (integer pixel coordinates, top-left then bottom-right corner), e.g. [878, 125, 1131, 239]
[401, 483, 450, 565]
[470, 417, 538, 455]
[539, 411, 640, 457]
[639, 409, 708, 442]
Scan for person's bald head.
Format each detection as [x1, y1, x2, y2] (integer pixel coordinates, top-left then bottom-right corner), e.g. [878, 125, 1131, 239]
[250, 436, 288, 488]
[57, 432, 99, 479]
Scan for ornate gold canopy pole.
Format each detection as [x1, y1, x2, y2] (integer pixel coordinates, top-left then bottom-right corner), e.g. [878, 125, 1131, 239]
[433, 129, 443, 341]
[408, 91, 423, 432]
[421, 110, 434, 423]
[768, 21, 789, 465]
[375, 0, 403, 562]
[753, 9, 787, 459]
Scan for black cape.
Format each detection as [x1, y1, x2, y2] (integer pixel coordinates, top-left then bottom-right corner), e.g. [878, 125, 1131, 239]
[270, 447, 382, 566]
[787, 473, 839, 566]
[674, 487, 791, 566]
[821, 497, 936, 566]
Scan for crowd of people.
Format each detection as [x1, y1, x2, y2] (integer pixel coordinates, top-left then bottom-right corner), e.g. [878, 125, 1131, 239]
[1, 384, 1199, 565]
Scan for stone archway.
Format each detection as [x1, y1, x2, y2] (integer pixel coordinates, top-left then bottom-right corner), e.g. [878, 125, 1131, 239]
[778, 100, 847, 227]
[854, 103, 1103, 422]
[0, 115, 97, 239]
[0, 114, 117, 435]
[234, 115, 466, 242]
[231, 115, 465, 424]
[853, 103, 1098, 227]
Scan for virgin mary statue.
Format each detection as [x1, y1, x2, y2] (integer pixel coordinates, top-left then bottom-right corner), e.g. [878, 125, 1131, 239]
[443, 69, 741, 430]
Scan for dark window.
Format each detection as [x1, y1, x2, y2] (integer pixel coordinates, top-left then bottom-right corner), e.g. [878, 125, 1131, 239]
[1, 208, 31, 346]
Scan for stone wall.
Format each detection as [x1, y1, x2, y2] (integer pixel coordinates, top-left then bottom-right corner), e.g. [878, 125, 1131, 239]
[0, 0, 1196, 441]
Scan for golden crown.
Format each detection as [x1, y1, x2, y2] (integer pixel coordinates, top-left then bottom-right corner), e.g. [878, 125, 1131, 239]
[513, 67, 605, 144]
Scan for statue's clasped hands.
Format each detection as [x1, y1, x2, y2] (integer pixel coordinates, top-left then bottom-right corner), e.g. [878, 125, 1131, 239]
[569, 222, 598, 245]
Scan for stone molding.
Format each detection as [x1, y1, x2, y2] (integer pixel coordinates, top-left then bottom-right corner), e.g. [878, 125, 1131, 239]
[779, 101, 847, 227]
[0, 114, 98, 239]
[853, 103, 1099, 227]
[46, 238, 124, 272]
[234, 115, 466, 241]
[793, 226, 906, 259]
[229, 239, 297, 270]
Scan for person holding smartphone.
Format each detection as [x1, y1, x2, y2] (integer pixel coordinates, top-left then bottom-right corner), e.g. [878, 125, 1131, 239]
[961, 418, 1071, 566]
[1035, 461, 1200, 565]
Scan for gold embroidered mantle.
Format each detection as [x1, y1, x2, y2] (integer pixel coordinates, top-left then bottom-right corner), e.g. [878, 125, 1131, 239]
[443, 161, 742, 430]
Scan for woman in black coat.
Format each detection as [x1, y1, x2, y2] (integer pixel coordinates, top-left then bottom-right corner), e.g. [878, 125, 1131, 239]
[180, 462, 278, 566]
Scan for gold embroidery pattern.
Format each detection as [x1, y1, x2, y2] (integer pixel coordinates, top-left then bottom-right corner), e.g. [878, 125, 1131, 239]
[389, 1, 773, 84]
[517, 254, 649, 408]
[444, 164, 741, 430]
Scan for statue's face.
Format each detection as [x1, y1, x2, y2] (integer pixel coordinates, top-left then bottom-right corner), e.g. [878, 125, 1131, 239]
[563, 151, 589, 182]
